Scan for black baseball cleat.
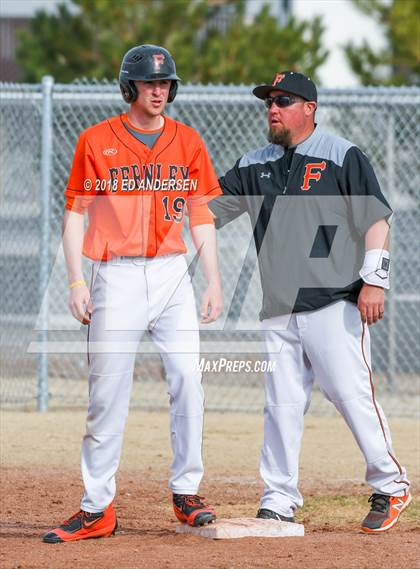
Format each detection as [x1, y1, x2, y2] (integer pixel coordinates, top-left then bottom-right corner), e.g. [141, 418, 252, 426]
[173, 494, 217, 526]
[256, 508, 295, 523]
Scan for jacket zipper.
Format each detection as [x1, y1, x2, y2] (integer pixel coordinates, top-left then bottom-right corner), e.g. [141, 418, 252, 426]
[283, 147, 295, 194]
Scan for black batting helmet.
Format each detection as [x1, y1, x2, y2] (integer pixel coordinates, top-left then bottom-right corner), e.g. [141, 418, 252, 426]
[119, 44, 181, 104]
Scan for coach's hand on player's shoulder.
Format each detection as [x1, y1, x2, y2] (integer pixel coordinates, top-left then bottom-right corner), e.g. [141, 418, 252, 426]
[357, 283, 385, 326]
[200, 281, 223, 324]
[69, 285, 93, 325]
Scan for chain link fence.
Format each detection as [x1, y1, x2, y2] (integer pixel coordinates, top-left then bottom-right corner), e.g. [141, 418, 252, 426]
[1, 80, 419, 415]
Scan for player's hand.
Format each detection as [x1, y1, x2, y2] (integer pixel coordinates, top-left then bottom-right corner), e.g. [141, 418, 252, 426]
[200, 281, 223, 323]
[357, 283, 385, 326]
[69, 285, 92, 325]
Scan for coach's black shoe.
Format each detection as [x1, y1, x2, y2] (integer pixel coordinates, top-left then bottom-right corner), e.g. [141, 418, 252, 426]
[257, 508, 295, 523]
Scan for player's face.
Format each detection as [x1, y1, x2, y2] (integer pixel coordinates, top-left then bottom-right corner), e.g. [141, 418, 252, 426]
[133, 80, 171, 117]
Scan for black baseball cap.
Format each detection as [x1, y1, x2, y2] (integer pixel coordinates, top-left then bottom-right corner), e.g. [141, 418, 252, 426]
[253, 71, 317, 102]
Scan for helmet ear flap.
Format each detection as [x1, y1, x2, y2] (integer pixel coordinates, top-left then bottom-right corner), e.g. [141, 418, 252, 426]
[168, 80, 178, 103]
[120, 80, 138, 103]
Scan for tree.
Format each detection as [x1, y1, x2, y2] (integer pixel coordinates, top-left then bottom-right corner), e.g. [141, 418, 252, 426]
[17, 0, 328, 84]
[344, 0, 420, 86]
[16, 0, 206, 82]
[196, 4, 327, 84]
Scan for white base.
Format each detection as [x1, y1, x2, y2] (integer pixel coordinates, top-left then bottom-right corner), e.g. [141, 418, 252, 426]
[175, 517, 304, 539]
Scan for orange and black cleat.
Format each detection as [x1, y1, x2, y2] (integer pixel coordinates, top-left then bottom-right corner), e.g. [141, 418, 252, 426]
[173, 494, 216, 527]
[361, 493, 412, 533]
[42, 503, 118, 543]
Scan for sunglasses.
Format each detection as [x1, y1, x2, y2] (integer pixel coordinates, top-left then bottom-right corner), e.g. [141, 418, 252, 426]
[264, 95, 303, 109]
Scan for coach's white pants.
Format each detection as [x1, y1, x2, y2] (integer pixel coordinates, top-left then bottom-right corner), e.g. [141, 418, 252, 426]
[81, 254, 204, 513]
[260, 300, 410, 518]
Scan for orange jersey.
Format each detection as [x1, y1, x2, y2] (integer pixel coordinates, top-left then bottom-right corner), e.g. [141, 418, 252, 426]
[65, 114, 221, 260]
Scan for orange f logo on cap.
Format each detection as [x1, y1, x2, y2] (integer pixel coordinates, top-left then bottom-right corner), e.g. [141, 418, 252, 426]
[272, 73, 285, 86]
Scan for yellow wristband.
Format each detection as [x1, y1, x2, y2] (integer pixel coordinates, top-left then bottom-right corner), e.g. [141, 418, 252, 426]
[69, 279, 86, 289]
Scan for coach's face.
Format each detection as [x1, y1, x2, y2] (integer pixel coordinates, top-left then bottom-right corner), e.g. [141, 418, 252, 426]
[134, 80, 171, 117]
[267, 89, 316, 146]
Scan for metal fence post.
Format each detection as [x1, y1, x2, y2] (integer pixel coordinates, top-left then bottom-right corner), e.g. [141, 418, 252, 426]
[38, 75, 54, 411]
[386, 111, 396, 392]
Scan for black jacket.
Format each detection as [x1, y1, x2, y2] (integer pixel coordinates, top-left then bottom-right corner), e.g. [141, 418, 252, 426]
[209, 125, 392, 319]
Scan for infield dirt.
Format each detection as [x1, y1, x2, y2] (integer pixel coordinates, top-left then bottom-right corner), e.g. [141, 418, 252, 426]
[1, 411, 419, 569]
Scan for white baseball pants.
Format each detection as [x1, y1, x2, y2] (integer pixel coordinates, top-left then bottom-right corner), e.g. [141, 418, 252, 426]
[260, 300, 410, 518]
[81, 254, 204, 513]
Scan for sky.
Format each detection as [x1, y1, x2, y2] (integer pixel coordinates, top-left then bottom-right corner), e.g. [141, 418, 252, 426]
[1, 0, 385, 87]
[293, 0, 385, 87]
[1, 0, 63, 16]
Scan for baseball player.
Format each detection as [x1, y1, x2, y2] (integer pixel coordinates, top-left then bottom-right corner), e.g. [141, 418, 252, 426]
[43, 45, 222, 543]
[209, 71, 411, 533]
